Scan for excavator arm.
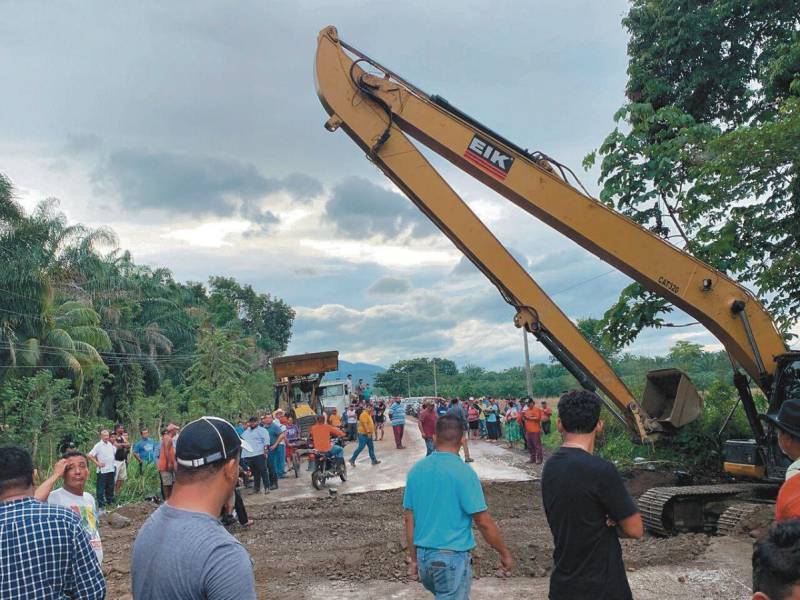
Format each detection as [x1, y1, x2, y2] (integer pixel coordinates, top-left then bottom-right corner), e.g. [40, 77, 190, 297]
[314, 26, 788, 442]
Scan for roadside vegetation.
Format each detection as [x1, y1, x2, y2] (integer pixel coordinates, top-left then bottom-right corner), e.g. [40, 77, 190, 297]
[0, 175, 295, 472]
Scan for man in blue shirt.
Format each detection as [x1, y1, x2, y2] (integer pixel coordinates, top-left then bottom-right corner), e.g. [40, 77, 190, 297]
[132, 428, 158, 474]
[0, 446, 106, 600]
[389, 398, 407, 449]
[403, 416, 513, 598]
[263, 413, 286, 484]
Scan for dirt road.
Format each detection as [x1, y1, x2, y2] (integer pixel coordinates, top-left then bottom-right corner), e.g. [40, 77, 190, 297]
[101, 423, 755, 599]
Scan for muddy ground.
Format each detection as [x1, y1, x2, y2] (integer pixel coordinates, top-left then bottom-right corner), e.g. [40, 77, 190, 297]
[100, 476, 753, 599]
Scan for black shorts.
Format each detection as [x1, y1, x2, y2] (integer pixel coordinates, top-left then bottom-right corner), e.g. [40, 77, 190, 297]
[469, 421, 479, 430]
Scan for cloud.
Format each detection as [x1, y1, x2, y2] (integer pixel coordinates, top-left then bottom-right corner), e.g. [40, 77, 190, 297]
[64, 133, 103, 155]
[450, 246, 531, 277]
[92, 149, 322, 220]
[292, 298, 456, 364]
[368, 276, 412, 296]
[325, 177, 438, 241]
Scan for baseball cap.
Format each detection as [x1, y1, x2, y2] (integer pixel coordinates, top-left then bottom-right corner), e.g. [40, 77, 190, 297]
[176, 416, 254, 468]
[760, 398, 800, 439]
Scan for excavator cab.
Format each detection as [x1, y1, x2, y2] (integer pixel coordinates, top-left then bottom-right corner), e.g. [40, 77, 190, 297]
[642, 369, 703, 431]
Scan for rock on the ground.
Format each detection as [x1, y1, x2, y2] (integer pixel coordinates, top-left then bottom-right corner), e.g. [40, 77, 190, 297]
[107, 512, 132, 529]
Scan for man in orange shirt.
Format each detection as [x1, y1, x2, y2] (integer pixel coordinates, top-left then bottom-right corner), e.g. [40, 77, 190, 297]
[541, 401, 554, 435]
[761, 398, 800, 522]
[310, 416, 347, 464]
[522, 399, 543, 464]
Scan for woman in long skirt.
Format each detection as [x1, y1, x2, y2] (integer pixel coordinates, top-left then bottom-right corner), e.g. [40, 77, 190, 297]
[504, 400, 522, 449]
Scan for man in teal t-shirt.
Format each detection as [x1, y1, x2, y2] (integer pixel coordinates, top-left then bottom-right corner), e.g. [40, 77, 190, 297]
[403, 415, 513, 598]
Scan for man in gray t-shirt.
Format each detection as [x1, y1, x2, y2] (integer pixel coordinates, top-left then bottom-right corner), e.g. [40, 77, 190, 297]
[132, 416, 257, 600]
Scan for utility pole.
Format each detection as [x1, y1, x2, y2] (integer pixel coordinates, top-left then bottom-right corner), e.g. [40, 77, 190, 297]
[406, 368, 411, 398]
[523, 329, 533, 398]
[433, 358, 438, 396]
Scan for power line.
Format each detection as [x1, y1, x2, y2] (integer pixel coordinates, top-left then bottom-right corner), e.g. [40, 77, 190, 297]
[548, 269, 619, 297]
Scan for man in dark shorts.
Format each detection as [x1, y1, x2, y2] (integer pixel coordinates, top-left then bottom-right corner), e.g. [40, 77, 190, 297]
[542, 390, 643, 600]
[373, 399, 386, 441]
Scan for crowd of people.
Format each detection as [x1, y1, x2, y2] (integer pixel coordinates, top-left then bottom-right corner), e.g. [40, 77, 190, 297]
[2, 390, 800, 599]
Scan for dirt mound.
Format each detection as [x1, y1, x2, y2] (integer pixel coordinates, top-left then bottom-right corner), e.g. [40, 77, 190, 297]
[102, 479, 722, 598]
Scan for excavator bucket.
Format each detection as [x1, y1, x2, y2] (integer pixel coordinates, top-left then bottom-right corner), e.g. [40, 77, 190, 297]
[642, 369, 703, 430]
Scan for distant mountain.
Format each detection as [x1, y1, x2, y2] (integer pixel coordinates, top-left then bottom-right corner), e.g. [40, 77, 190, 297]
[326, 359, 386, 386]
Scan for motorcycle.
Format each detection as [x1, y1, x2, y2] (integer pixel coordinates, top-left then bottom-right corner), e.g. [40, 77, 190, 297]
[309, 438, 347, 490]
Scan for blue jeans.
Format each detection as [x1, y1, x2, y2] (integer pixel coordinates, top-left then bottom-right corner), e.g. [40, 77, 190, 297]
[327, 445, 344, 460]
[275, 444, 286, 476]
[350, 433, 377, 463]
[424, 437, 434, 456]
[417, 548, 471, 599]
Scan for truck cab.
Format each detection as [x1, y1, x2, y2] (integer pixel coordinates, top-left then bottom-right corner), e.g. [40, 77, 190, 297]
[318, 379, 349, 415]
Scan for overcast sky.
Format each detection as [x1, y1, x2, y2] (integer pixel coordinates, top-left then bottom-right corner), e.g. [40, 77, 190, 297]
[0, 0, 729, 369]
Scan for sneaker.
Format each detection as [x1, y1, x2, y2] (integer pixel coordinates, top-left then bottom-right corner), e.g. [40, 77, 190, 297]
[269, 485, 278, 491]
[349, 460, 356, 467]
[97, 508, 107, 517]
[465, 458, 475, 463]
[371, 460, 381, 465]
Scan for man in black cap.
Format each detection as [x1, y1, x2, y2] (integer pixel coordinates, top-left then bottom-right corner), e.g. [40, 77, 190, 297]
[760, 398, 800, 521]
[131, 416, 257, 599]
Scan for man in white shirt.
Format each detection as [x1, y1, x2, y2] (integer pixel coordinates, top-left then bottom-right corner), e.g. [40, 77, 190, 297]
[88, 429, 116, 512]
[35, 451, 104, 563]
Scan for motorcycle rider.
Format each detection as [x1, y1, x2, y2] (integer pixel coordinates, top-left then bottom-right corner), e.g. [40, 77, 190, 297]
[310, 415, 347, 467]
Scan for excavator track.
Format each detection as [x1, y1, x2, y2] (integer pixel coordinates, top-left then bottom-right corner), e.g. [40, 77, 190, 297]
[640, 484, 776, 536]
[716, 502, 767, 536]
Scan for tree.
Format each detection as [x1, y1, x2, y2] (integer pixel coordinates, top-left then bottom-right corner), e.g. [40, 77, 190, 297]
[585, 2, 800, 348]
[375, 357, 458, 396]
[207, 276, 295, 357]
[576, 317, 619, 361]
[184, 329, 252, 419]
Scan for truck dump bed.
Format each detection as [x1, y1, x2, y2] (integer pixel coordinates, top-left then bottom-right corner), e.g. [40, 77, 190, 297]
[272, 351, 339, 379]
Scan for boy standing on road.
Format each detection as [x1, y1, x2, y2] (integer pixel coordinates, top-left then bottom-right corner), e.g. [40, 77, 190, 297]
[404, 415, 513, 598]
[542, 390, 643, 600]
[87, 429, 116, 512]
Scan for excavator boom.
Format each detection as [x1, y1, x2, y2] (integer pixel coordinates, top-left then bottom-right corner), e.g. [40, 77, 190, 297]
[314, 26, 788, 442]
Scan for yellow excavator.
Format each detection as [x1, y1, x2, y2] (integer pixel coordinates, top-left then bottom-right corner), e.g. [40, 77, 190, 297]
[314, 26, 799, 535]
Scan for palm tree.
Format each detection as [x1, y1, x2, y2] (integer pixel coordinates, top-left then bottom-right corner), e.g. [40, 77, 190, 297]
[0, 185, 115, 389]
